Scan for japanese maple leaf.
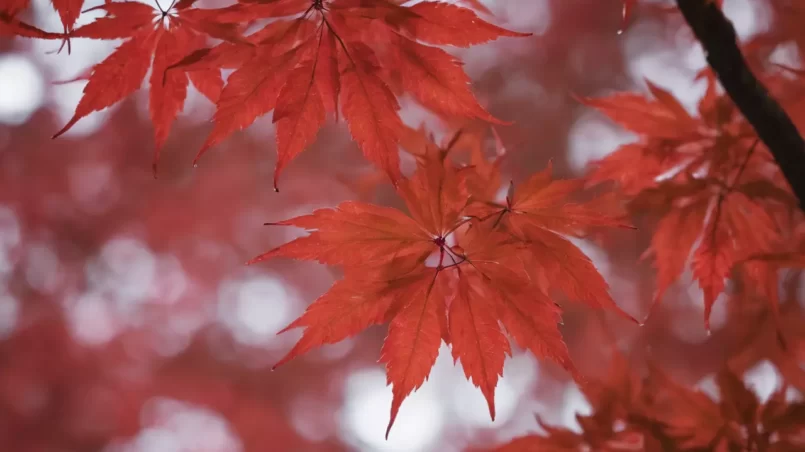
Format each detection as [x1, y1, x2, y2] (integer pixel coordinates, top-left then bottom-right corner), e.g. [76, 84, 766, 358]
[469, 161, 638, 324]
[52, 0, 247, 173]
[179, 0, 529, 189]
[252, 158, 638, 436]
[249, 162, 466, 436]
[450, 223, 581, 401]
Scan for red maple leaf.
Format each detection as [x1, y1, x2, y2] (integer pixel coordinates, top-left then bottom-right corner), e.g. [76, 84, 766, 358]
[51, 0, 248, 173]
[174, 0, 529, 190]
[469, 161, 638, 324]
[249, 155, 635, 436]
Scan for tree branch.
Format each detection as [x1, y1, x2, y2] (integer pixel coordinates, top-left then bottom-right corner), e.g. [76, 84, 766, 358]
[676, 0, 805, 211]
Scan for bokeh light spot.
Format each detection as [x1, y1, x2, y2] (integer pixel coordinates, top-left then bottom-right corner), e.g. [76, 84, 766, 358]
[0, 293, 19, 339]
[217, 276, 296, 347]
[341, 369, 444, 452]
[113, 398, 243, 452]
[0, 55, 45, 125]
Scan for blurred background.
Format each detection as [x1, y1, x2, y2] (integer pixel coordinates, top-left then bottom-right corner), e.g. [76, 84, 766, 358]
[0, 0, 801, 451]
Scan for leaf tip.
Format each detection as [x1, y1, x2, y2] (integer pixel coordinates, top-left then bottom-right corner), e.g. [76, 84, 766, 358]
[245, 254, 268, 266]
[613, 305, 640, 325]
[193, 144, 210, 168]
[272, 350, 296, 370]
[52, 121, 74, 140]
[485, 116, 513, 127]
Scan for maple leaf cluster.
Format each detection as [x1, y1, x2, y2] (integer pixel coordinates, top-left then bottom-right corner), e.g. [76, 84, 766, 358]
[582, 74, 799, 332]
[251, 133, 637, 435]
[495, 355, 805, 451]
[6, 0, 531, 188]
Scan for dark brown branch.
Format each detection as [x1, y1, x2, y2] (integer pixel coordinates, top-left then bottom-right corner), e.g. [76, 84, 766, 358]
[676, 0, 805, 212]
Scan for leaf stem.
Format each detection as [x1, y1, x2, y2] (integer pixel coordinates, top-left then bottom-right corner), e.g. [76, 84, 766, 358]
[153, 0, 164, 14]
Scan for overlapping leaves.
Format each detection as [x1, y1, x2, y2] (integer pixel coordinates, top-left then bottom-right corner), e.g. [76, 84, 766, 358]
[173, 0, 529, 188]
[35, 0, 529, 182]
[49, 0, 249, 172]
[0, 1, 530, 180]
[583, 77, 796, 330]
[495, 357, 805, 451]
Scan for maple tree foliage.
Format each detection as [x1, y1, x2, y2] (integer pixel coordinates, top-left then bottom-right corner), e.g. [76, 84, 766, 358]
[582, 75, 797, 331]
[5, 0, 805, 450]
[495, 353, 805, 451]
[51, 0, 529, 184]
